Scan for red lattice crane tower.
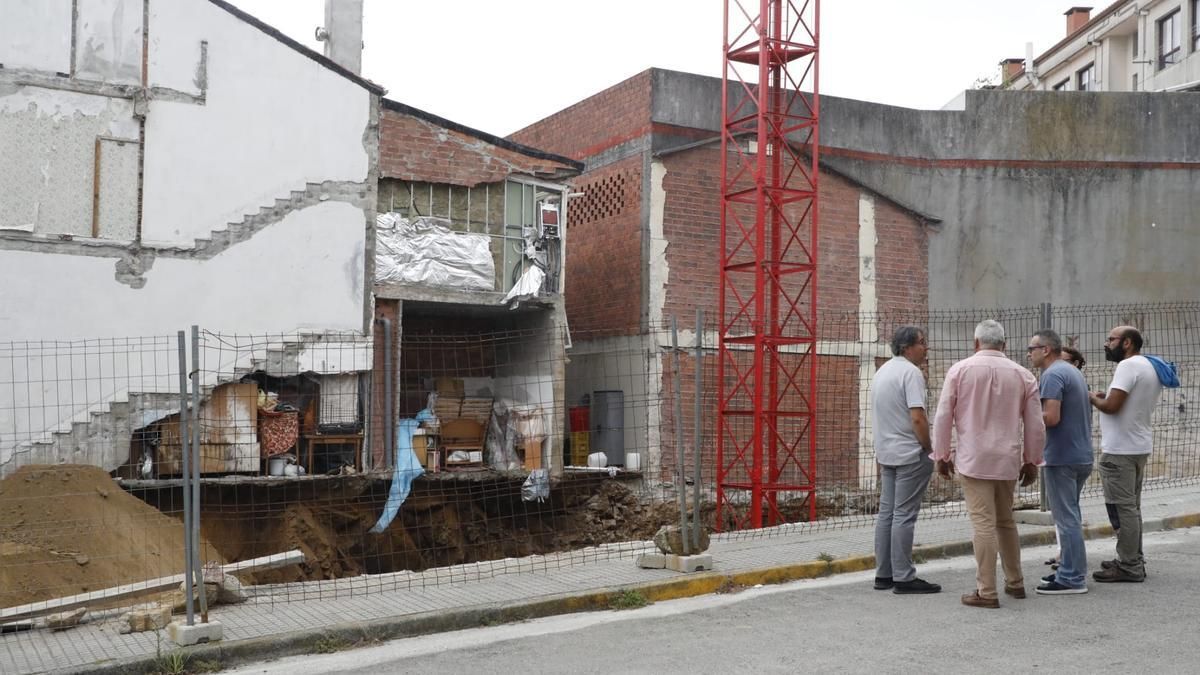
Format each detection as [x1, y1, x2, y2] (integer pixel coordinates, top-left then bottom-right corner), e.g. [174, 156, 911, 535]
[716, 0, 820, 530]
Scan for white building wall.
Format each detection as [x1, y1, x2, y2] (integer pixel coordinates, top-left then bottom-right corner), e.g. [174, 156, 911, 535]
[142, 0, 370, 247]
[0, 202, 365, 338]
[0, 0, 374, 337]
[0, 0, 377, 473]
[0, 1, 72, 73]
[0, 88, 140, 235]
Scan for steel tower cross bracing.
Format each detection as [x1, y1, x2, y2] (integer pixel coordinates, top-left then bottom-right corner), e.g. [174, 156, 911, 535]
[717, 0, 819, 530]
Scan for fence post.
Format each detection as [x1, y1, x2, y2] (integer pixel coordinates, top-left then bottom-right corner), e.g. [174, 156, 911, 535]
[671, 316, 689, 555]
[190, 326, 209, 622]
[1038, 303, 1052, 513]
[176, 331, 194, 626]
[693, 309, 703, 551]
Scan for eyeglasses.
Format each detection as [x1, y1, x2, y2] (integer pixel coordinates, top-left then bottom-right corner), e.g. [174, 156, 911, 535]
[1026, 345, 1048, 352]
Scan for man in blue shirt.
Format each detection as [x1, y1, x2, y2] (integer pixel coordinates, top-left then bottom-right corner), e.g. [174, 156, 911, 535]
[1027, 329, 1094, 594]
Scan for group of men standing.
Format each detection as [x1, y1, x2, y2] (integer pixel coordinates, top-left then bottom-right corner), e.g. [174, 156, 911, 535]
[871, 320, 1165, 608]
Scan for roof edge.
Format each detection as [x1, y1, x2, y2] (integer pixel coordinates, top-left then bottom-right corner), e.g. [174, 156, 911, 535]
[206, 0, 386, 95]
[1033, 0, 1126, 67]
[382, 98, 584, 172]
[653, 134, 942, 225]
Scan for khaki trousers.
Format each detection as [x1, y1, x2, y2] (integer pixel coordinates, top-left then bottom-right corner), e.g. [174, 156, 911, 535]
[960, 475, 1024, 600]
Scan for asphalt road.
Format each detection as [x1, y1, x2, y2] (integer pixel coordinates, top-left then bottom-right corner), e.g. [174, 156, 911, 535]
[228, 528, 1200, 674]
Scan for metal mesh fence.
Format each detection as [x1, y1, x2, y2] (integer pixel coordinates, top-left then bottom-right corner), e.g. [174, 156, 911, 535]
[0, 303, 1198, 622]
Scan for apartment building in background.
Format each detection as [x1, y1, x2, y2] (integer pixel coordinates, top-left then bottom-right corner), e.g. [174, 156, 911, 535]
[1002, 2, 1200, 92]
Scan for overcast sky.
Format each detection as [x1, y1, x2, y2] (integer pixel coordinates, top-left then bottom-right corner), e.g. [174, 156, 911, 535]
[232, 0, 1093, 137]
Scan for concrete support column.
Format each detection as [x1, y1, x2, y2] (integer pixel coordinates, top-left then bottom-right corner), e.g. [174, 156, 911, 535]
[856, 193, 879, 490]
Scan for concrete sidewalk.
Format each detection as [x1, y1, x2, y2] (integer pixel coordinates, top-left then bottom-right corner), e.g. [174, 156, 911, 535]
[5, 482, 1200, 674]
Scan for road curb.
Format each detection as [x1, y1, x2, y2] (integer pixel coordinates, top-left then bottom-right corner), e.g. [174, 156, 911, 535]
[70, 511, 1200, 674]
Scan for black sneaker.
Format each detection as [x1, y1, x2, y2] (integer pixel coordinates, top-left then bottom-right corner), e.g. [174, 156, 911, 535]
[1036, 580, 1088, 595]
[1041, 573, 1056, 583]
[893, 577, 941, 594]
[873, 577, 894, 590]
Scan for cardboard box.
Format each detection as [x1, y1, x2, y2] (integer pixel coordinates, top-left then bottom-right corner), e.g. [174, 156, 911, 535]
[413, 434, 435, 468]
[523, 438, 544, 471]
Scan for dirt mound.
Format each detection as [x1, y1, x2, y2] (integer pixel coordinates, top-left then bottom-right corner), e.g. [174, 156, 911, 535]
[553, 481, 680, 549]
[0, 464, 218, 610]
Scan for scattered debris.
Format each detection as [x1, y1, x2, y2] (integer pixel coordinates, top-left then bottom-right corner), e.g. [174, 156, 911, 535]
[217, 574, 247, 605]
[43, 608, 87, 631]
[652, 524, 710, 555]
[117, 605, 171, 634]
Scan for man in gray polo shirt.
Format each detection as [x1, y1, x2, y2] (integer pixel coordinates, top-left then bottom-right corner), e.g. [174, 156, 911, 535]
[871, 326, 940, 594]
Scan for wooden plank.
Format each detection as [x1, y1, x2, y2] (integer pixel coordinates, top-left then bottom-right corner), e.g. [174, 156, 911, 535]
[0, 550, 305, 624]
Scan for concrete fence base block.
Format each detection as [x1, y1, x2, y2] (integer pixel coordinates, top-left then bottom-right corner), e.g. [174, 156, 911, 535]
[168, 619, 223, 647]
[665, 554, 714, 573]
[639, 553, 714, 573]
[636, 553, 668, 569]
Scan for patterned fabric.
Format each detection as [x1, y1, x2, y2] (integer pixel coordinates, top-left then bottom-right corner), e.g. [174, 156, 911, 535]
[259, 410, 298, 456]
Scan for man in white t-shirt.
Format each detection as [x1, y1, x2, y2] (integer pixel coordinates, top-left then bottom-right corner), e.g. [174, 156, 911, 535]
[1090, 325, 1162, 583]
[870, 326, 940, 595]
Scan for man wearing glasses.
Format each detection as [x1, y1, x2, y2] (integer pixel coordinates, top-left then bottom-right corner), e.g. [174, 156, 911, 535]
[1027, 330, 1093, 595]
[1090, 326, 1162, 583]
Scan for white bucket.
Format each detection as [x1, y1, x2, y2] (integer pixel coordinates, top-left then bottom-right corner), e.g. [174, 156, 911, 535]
[624, 452, 641, 471]
[587, 452, 608, 468]
[268, 456, 288, 476]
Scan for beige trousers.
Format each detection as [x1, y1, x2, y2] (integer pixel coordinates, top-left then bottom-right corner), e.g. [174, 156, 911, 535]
[960, 475, 1024, 600]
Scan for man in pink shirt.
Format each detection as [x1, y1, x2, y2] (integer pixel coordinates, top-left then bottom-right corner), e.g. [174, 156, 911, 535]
[932, 320, 1045, 609]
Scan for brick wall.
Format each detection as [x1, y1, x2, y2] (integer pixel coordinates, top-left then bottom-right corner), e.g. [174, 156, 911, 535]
[564, 156, 644, 338]
[873, 197, 929, 316]
[659, 146, 879, 338]
[379, 108, 575, 186]
[508, 71, 654, 161]
[653, 144, 931, 494]
[656, 350, 861, 492]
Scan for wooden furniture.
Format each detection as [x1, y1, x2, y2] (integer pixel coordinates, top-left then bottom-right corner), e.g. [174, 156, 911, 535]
[413, 432, 439, 468]
[441, 418, 484, 467]
[304, 433, 363, 474]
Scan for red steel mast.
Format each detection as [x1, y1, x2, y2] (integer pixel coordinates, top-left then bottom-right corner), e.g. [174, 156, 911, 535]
[717, 0, 820, 529]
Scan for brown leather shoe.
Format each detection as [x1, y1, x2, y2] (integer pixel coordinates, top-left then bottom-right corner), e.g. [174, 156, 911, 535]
[961, 591, 1000, 609]
[1005, 586, 1027, 599]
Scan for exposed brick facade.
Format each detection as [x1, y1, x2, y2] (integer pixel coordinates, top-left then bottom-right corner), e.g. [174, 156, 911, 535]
[514, 69, 931, 494]
[563, 156, 644, 338]
[873, 195, 930, 316]
[652, 145, 929, 489]
[509, 71, 654, 161]
[378, 107, 577, 187]
[656, 145, 923, 338]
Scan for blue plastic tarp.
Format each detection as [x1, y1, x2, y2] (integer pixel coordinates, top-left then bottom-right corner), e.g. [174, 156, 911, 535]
[368, 408, 433, 533]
